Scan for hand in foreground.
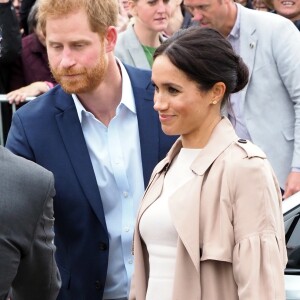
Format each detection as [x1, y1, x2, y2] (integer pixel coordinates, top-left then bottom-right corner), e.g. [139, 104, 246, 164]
[6, 82, 50, 104]
[283, 171, 300, 199]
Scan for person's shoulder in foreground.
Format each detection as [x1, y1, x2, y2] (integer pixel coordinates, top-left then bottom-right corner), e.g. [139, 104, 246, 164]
[0, 146, 61, 300]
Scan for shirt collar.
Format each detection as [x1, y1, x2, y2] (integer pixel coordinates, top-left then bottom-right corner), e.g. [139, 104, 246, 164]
[228, 3, 241, 39]
[73, 57, 136, 123]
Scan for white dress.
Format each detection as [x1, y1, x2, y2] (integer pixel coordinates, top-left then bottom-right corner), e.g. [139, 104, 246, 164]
[139, 148, 201, 300]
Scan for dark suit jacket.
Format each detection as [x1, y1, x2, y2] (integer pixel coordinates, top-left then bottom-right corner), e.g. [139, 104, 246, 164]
[0, 146, 60, 300]
[6, 65, 176, 300]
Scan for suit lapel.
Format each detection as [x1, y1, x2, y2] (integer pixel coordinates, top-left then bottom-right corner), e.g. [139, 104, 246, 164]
[239, 5, 257, 106]
[129, 48, 151, 70]
[126, 25, 151, 70]
[125, 65, 160, 187]
[54, 90, 107, 230]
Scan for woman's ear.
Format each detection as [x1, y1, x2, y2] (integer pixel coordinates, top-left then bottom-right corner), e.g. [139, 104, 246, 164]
[105, 26, 118, 52]
[210, 82, 226, 105]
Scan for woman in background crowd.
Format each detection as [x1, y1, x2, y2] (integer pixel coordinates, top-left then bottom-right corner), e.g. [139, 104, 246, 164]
[115, 0, 171, 69]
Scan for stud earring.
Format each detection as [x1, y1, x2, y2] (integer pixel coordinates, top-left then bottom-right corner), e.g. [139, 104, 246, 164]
[211, 100, 217, 105]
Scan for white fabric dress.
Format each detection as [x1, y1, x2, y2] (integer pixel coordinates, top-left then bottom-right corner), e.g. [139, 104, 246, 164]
[139, 148, 201, 300]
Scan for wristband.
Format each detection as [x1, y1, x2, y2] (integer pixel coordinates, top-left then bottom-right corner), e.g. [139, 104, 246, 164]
[45, 81, 54, 89]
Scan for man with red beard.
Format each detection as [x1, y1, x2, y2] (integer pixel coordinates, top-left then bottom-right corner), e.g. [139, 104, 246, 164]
[6, 0, 176, 299]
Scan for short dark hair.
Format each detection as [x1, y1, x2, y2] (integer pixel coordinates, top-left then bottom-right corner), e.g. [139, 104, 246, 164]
[153, 27, 249, 106]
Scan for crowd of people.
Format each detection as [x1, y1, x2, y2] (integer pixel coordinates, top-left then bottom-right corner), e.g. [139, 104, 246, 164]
[0, 0, 300, 299]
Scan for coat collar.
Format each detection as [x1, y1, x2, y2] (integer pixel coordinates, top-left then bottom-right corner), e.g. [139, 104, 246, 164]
[153, 117, 238, 176]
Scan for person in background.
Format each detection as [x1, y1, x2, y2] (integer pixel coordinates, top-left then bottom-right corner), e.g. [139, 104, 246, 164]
[252, 0, 270, 10]
[6, 1, 56, 104]
[163, 0, 194, 37]
[0, 146, 61, 300]
[12, 0, 22, 20]
[19, 0, 36, 35]
[184, 0, 300, 198]
[6, 0, 176, 299]
[115, 0, 171, 69]
[267, 0, 300, 30]
[117, 0, 132, 33]
[0, 0, 21, 144]
[234, 0, 253, 9]
[0, 0, 21, 93]
[121, 0, 131, 13]
[129, 26, 287, 300]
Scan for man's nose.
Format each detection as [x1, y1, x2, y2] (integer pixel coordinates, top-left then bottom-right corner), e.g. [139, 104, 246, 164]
[60, 50, 76, 68]
[192, 10, 204, 22]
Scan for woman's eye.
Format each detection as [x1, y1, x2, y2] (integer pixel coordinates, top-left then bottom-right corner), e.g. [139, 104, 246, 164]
[168, 87, 179, 94]
[152, 82, 159, 92]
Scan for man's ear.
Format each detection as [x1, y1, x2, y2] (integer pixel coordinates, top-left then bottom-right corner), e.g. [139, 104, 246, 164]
[105, 26, 118, 52]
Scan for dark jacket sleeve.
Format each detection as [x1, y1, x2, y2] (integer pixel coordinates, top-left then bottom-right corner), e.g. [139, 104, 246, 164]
[0, 1, 21, 64]
[0, 1, 22, 92]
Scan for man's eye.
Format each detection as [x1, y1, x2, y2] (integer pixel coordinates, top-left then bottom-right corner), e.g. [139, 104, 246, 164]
[51, 45, 62, 49]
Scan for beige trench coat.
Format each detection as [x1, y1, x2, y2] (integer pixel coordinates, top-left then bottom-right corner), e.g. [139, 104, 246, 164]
[130, 118, 287, 300]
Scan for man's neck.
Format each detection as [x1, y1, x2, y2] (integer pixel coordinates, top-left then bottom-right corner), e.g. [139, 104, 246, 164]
[221, 2, 238, 37]
[77, 57, 123, 126]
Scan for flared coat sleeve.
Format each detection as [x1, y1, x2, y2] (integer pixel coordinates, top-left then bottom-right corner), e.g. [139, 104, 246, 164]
[229, 155, 287, 299]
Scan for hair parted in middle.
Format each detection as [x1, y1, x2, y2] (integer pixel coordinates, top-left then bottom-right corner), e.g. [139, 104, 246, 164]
[37, 0, 119, 36]
[153, 26, 249, 105]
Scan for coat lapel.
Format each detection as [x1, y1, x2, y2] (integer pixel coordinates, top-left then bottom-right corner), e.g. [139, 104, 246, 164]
[169, 178, 202, 273]
[126, 25, 151, 69]
[54, 90, 107, 230]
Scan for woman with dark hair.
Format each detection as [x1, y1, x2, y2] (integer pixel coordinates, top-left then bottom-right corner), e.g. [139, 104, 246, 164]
[129, 26, 287, 300]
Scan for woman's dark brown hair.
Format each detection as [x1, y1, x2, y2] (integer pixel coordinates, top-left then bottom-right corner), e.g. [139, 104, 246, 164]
[153, 26, 249, 106]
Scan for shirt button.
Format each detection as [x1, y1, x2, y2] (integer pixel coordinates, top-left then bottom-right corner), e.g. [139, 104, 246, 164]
[128, 259, 133, 264]
[99, 242, 108, 251]
[123, 191, 128, 198]
[95, 280, 103, 290]
[124, 226, 130, 232]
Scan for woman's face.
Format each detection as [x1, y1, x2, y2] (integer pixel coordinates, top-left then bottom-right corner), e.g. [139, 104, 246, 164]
[152, 55, 222, 146]
[131, 0, 171, 32]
